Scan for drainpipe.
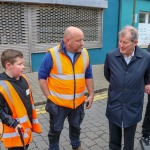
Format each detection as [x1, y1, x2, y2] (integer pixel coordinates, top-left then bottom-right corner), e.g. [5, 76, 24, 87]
[132, 0, 136, 26]
[117, 0, 121, 47]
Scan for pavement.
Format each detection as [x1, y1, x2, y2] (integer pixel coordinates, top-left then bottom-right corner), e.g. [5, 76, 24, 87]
[0, 64, 147, 150]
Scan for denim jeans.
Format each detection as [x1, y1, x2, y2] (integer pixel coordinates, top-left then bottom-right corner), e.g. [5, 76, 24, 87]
[45, 101, 85, 150]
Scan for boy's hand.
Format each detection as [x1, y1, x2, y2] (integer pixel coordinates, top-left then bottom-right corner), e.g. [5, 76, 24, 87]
[15, 124, 23, 135]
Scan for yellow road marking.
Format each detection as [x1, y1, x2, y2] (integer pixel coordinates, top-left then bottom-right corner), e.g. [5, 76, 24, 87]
[36, 107, 46, 114]
[94, 92, 108, 101]
[36, 91, 108, 114]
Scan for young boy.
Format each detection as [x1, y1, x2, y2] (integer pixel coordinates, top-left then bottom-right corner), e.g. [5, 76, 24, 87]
[0, 49, 42, 150]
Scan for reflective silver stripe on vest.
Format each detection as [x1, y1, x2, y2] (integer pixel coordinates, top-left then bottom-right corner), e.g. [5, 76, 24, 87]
[50, 73, 85, 80]
[50, 90, 85, 100]
[53, 46, 62, 74]
[16, 115, 28, 124]
[25, 128, 30, 132]
[81, 49, 87, 71]
[0, 81, 13, 103]
[2, 132, 28, 139]
[32, 119, 39, 124]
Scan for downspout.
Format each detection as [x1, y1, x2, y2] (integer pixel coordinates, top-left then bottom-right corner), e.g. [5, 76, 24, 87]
[117, 0, 121, 47]
[132, 0, 136, 26]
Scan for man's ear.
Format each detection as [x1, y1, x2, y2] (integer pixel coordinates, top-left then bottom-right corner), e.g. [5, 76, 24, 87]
[134, 40, 138, 45]
[65, 37, 70, 43]
[5, 62, 11, 70]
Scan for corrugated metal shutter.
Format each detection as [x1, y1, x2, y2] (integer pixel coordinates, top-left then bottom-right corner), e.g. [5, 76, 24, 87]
[0, 3, 31, 73]
[0, 3, 103, 73]
[30, 4, 102, 53]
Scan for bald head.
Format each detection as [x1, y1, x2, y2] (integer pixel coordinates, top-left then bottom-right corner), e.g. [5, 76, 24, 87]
[63, 26, 84, 53]
[63, 26, 83, 39]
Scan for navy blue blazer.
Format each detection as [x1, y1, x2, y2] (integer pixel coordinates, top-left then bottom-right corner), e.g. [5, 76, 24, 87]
[104, 46, 150, 128]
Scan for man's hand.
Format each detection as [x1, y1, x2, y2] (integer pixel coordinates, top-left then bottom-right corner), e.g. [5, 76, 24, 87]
[85, 95, 94, 109]
[145, 84, 150, 94]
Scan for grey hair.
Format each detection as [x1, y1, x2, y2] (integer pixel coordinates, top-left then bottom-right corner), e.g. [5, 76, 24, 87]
[118, 26, 138, 42]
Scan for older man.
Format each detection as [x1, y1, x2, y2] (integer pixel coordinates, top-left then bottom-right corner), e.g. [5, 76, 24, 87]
[38, 26, 94, 150]
[104, 26, 150, 150]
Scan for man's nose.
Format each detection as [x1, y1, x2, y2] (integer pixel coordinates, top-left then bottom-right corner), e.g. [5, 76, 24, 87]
[119, 42, 124, 47]
[81, 40, 84, 46]
[22, 64, 25, 69]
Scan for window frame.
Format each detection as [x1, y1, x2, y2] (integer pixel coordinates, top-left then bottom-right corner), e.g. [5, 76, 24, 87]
[139, 12, 150, 24]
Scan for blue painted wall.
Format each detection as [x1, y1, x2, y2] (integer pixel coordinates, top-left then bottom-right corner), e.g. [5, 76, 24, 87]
[31, 0, 120, 72]
[119, 0, 134, 28]
[32, 53, 46, 72]
[120, 0, 150, 29]
[88, 0, 119, 64]
[103, 0, 119, 49]
[118, 0, 150, 51]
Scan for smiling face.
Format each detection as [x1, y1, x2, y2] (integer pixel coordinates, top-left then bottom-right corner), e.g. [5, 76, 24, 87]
[119, 32, 137, 56]
[118, 26, 138, 56]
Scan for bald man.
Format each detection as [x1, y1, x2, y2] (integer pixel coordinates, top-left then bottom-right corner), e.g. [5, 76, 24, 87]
[38, 26, 94, 150]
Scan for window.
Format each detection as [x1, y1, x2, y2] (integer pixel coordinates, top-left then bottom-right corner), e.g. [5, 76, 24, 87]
[0, 3, 103, 52]
[37, 6, 100, 43]
[30, 5, 103, 51]
[139, 12, 150, 24]
[139, 13, 145, 23]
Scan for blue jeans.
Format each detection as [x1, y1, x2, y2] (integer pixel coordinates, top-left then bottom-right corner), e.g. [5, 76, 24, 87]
[45, 100, 85, 150]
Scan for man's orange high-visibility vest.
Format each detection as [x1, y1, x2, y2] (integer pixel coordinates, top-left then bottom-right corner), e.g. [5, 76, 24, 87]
[47, 45, 89, 109]
[0, 75, 42, 148]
